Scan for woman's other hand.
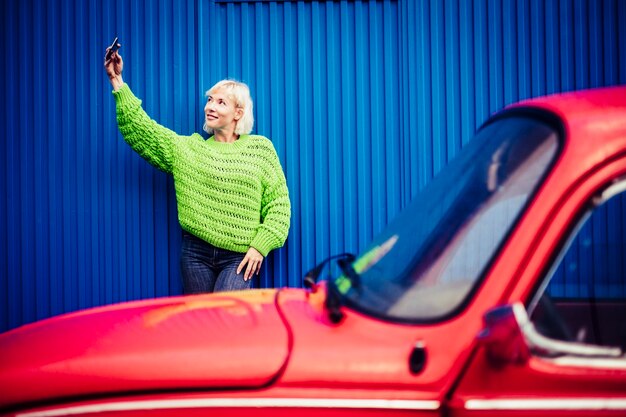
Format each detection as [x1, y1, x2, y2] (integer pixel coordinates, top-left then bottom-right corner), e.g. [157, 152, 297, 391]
[237, 247, 264, 281]
[104, 42, 124, 91]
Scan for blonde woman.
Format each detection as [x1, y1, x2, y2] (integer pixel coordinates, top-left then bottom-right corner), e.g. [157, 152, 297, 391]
[104, 43, 291, 293]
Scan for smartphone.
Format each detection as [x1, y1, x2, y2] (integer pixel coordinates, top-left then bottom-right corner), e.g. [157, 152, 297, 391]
[105, 36, 119, 60]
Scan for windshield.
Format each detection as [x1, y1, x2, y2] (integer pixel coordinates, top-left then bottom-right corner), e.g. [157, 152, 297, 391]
[333, 114, 560, 323]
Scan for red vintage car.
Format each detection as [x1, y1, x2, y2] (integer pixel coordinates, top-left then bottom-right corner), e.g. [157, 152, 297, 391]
[1, 86, 626, 416]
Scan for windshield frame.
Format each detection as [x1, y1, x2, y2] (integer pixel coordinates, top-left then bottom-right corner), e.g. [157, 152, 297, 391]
[330, 107, 566, 325]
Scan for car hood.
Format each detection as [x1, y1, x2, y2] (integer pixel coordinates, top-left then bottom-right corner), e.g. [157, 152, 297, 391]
[0, 289, 288, 409]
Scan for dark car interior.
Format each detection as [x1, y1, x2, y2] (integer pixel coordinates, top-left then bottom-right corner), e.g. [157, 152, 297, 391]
[530, 181, 626, 352]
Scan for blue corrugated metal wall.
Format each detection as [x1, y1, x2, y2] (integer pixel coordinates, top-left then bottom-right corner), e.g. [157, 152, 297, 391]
[196, 0, 402, 290]
[1, 0, 625, 332]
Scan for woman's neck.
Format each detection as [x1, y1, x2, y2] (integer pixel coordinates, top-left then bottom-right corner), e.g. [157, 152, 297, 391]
[213, 128, 239, 143]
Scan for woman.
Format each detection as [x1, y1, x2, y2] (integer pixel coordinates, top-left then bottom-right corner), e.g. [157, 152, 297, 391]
[104, 43, 291, 293]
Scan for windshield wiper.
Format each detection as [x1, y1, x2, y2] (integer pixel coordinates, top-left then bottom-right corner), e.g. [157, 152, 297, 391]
[303, 253, 357, 324]
[303, 253, 356, 290]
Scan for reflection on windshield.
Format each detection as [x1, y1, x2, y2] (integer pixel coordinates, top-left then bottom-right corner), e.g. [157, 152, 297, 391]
[337, 115, 560, 323]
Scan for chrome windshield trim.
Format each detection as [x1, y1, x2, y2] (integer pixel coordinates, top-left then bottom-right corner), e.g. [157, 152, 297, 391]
[597, 177, 626, 204]
[18, 398, 441, 417]
[465, 398, 626, 410]
[551, 356, 626, 369]
[511, 303, 623, 358]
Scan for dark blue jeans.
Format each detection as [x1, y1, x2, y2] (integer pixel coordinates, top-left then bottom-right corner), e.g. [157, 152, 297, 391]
[180, 232, 252, 294]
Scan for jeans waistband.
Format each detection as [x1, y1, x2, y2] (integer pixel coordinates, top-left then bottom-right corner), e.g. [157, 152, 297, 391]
[182, 231, 244, 256]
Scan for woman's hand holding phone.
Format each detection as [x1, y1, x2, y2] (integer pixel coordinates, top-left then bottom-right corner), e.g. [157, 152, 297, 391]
[104, 37, 124, 91]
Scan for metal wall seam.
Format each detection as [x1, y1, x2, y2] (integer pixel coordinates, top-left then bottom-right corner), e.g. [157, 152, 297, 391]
[369, 0, 384, 236]
[560, 0, 574, 92]
[459, 0, 475, 149]
[5, 0, 18, 331]
[340, 1, 358, 254]
[355, 1, 373, 249]
[592, 207, 608, 297]
[384, 0, 400, 222]
[32, 0, 48, 322]
[487, 0, 503, 111]
[296, 1, 314, 279]
[603, 0, 618, 84]
[589, 0, 603, 87]
[416, 0, 433, 192]
[529, 0, 546, 96]
[502, 0, 518, 105]
[621, 0, 626, 84]
[12, 0, 30, 320]
[516, 0, 531, 102]
[48, 0, 63, 318]
[282, 1, 300, 287]
[430, 0, 445, 176]
[103, 0, 113, 305]
[311, 1, 329, 268]
[606, 198, 623, 296]
[75, 0, 88, 312]
[142, 0, 157, 300]
[545, 0, 560, 94]
[397, 0, 409, 201]
[326, 1, 344, 259]
[155, 0, 173, 299]
[0, 0, 9, 332]
[444, 0, 461, 162]
[473, 0, 489, 128]
[267, 1, 289, 288]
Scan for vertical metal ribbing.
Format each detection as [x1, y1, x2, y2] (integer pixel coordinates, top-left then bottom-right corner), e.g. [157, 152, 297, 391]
[1, 0, 625, 332]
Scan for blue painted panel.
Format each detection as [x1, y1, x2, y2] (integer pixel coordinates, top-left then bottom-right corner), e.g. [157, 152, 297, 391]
[1, 0, 625, 332]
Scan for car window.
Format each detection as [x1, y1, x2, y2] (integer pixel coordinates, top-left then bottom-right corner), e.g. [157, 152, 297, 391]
[337, 114, 560, 323]
[529, 182, 626, 350]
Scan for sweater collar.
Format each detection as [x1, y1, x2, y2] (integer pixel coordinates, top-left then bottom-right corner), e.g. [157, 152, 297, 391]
[206, 134, 251, 151]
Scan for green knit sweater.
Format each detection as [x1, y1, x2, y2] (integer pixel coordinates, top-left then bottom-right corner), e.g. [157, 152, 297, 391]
[113, 84, 291, 256]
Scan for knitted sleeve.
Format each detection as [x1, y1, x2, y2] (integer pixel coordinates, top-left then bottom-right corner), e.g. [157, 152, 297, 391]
[113, 84, 177, 174]
[250, 144, 291, 257]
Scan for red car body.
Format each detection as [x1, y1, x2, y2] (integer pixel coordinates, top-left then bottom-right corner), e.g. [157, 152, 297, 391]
[1, 86, 626, 416]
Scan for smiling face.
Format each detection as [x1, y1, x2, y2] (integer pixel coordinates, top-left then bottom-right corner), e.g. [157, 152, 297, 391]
[204, 87, 243, 135]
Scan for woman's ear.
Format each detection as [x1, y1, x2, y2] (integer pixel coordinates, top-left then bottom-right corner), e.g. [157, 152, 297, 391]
[234, 107, 244, 121]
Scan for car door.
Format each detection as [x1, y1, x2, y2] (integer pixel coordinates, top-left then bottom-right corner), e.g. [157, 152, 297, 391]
[446, 168, 626, 416]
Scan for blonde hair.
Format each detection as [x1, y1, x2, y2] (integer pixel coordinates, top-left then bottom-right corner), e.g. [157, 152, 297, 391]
[203, 79, 254, 135]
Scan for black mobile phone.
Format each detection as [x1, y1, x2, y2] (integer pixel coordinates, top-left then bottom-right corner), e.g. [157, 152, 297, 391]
[106, 36, 119, 60]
